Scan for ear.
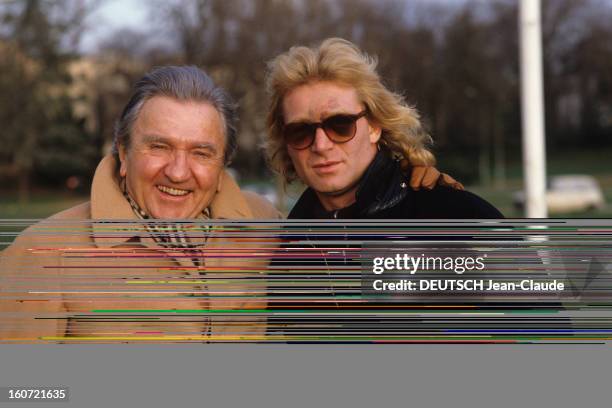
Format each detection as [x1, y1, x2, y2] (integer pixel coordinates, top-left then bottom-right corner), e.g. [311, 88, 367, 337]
[368, 122, 382, 144]
[118, 145, 128, 178]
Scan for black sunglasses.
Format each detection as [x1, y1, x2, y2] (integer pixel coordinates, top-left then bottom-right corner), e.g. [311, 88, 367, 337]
[283, 110, 368, 150]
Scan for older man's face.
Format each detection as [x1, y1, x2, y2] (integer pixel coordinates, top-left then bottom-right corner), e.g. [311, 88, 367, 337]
[282, 81, 381, 210]
[119, 96, 225, 219]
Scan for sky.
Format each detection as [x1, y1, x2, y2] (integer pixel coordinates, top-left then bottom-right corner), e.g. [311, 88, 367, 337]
[78, 0, 471, 53]
[80, 0, 149, 53]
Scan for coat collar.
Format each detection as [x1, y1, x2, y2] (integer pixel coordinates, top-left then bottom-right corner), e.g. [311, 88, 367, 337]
[90, 155, 253, 246]
[288, 149, 411, 219]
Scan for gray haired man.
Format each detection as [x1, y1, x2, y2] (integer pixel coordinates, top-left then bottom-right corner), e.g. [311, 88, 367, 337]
[0, 66, 279, 342]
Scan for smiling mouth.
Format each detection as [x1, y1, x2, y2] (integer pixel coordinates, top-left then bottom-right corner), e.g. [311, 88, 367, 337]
[157, 185, 191, 197]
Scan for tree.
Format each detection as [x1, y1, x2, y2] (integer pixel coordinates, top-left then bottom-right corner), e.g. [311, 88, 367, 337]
[0, 0, 96, 201]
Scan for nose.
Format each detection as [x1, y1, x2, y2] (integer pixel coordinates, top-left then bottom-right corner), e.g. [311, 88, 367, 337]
[311, 127, 334, 152]
[164, 150, 191, 183]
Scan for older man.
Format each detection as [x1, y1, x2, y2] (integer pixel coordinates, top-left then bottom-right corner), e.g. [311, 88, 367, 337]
[265, 38, 502, 219]
[0, 66, 280, 342]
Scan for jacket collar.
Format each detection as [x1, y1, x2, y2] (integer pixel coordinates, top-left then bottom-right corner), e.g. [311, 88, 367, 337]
[288, 148, 410, 219]
[90, 155, 253, 246]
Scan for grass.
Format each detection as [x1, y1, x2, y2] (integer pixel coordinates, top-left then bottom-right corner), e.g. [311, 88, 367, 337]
[470, 181, 612, 218]
[468, 148, 612, 218]
[0, 191, 87, 219]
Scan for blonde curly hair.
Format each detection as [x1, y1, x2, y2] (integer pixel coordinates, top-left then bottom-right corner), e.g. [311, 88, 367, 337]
[265, 37, 435, 183]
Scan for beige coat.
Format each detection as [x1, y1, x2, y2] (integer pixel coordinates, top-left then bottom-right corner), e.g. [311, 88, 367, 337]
[0, 156, 281, 343]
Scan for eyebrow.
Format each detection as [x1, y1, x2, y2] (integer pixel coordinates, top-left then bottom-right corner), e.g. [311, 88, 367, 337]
[141, 134, 219, 153]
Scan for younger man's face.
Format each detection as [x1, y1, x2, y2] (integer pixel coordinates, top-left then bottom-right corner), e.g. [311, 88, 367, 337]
[282, 81, 381, 210]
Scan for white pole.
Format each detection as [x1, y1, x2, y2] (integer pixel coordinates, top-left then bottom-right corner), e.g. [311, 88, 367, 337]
[519, 0, 548, 218]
